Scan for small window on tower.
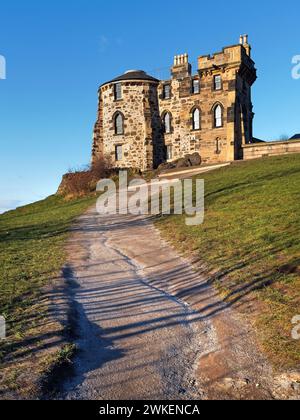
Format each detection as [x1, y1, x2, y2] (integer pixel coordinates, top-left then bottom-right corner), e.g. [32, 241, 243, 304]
[166, 145, 173, 161]
[192, 108, 201, 130]
[163, 84, 171, 99]
[115, 145, 123, 161]
[114, 112, 124, 135]
[214, 75, 222, 91]
[192, 79, 200, 94]
[163, 112, 172, 134]
[114, 83, 122, 100]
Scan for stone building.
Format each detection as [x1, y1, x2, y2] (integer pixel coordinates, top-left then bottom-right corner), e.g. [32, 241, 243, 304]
[92, 36, 257, 171]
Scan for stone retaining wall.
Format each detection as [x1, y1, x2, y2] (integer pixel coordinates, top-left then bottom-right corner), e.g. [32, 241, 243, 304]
[242, 140, 300, 160]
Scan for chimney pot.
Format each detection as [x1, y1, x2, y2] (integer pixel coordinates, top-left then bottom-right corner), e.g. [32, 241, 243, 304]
[173, 53, 190, 67]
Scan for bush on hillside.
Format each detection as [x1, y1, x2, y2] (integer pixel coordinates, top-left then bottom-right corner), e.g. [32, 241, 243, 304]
[57, 155, 114, 198]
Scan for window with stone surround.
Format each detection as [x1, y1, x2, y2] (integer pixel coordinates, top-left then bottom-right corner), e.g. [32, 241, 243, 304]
[166, 145, 173, 161]
[213, 104, 223, 128]
[214, 75, 222, 91]
[114, 83, 122, 100]
[192, 108, 201, 130]
[192, 79, 200, 94]
[163, 112, 172, 134]
[115, 145, 123, 161]
[163, 84, 171, 100]
[114, 112, 124, 135]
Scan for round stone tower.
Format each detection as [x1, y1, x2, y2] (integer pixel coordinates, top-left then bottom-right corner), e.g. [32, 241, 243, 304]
[92, 70, 164, 171]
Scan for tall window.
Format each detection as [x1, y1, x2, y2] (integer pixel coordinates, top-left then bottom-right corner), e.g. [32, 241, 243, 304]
[163, 84, 171, 99]
[192, 79, 200, 94]
[115, 112, 124, 135]
[214, 104, 223, 128]
[114, 83, 122, 100]
[163, 112, 172, 134]
[115, 145, 123, 161]
[192, 108, 201, 130]
[214, 75, 222, 91]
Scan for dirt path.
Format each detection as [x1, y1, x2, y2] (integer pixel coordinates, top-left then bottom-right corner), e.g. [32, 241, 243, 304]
[57, 207, 297, 400]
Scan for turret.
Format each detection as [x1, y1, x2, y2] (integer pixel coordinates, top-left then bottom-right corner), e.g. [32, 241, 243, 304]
[92, 70, 164, 171]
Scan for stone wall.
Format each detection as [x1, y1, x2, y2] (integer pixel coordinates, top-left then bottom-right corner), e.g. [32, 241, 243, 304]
[143, 83, 165, 169]
[158, 63, 231, 164]
[243, 140, 300, 160]
[92, 37, 257, 171]
[93, 80, 162, 171]
[157, 44, 256, 165]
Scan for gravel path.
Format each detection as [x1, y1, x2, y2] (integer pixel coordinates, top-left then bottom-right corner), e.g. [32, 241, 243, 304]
[57, 206, 297, 400]
[59, 210, 213, 400]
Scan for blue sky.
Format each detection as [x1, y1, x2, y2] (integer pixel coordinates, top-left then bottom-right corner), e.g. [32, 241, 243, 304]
[0, 0, 299, 212]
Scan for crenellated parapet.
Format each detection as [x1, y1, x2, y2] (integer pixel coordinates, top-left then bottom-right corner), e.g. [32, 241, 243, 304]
[92, 36, 257, 170]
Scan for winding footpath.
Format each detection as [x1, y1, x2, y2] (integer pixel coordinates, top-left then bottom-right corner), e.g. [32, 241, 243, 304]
[57, 203, 298, 400]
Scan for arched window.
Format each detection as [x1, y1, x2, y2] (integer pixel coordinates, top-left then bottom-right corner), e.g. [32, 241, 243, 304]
[163, 112, 172, 134]
[214, 104, 223, 128]
[192, 108, 201, 130]
[114, 112, 124, 135]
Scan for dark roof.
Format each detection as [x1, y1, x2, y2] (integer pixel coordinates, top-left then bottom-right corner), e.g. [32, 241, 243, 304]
[290, 134, 300, 140]
[101, 70, 159, 86]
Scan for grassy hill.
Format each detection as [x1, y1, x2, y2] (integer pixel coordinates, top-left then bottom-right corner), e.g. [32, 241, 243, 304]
[0, 195, 95, 398]
[0, 154, 299, 397]
[156, 154, 300, 369]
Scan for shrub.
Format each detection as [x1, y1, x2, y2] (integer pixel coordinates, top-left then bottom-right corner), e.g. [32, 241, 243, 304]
[57, 156, 114, 198]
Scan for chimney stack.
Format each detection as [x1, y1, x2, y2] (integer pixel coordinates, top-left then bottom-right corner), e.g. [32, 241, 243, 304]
[239, 34, 251, 57]
[172, 53, 191, 79]
[173, 53, 189, 66]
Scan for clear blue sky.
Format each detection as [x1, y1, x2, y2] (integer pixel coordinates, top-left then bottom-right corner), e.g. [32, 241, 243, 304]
[0, 0, 299, 212]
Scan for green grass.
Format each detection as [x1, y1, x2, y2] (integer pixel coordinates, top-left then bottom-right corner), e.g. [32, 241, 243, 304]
[1, 155, 299, 395]
[0, 194, 95, 397]
[156, 154, 300, 369]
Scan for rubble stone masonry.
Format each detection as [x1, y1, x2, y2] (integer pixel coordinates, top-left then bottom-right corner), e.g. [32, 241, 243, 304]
[92, 36, 257, 171]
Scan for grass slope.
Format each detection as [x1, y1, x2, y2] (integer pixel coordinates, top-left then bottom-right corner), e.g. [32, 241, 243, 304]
[156, 154, 300, 369]
[0, 194, 95, 398]
[1, 155, 299, 397]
